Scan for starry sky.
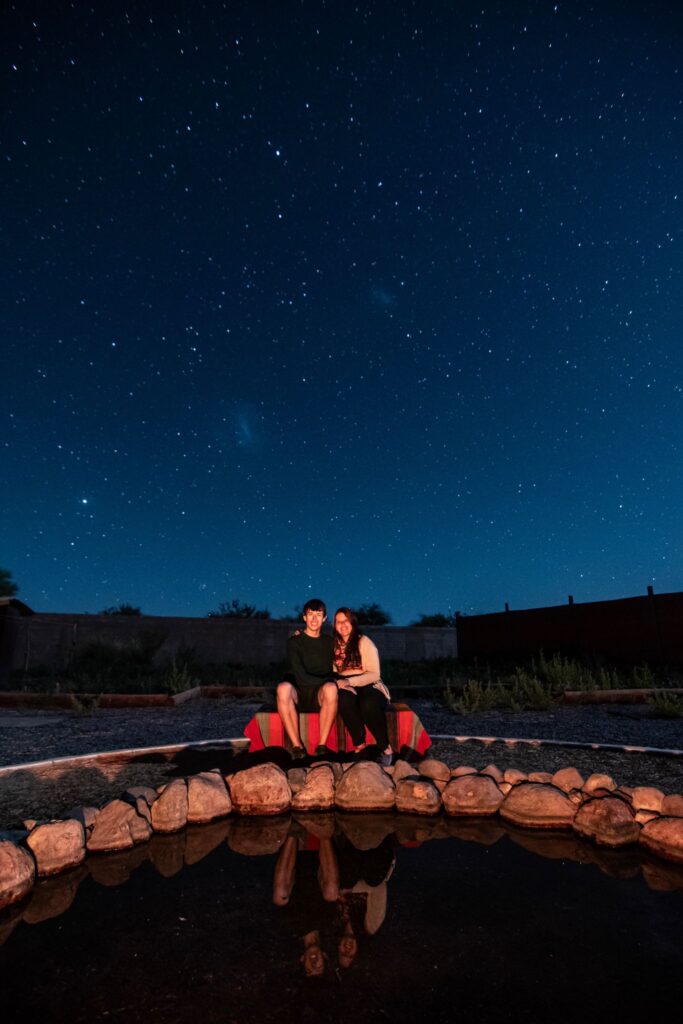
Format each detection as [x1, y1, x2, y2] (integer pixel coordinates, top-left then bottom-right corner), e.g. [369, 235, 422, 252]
[2, 1, 682, 624]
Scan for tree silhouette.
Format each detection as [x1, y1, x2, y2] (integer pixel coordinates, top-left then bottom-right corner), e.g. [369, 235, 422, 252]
[100, 604, 142, 616]
[356, 602, 392, 625]
[0, 567, 18, 598]
[410, 613, 456, 627]
[208, 599, 271, 619]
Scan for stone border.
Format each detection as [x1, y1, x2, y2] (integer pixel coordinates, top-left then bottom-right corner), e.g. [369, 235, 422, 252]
[2, 744, 683, 912]
[429, 733, 683, 758]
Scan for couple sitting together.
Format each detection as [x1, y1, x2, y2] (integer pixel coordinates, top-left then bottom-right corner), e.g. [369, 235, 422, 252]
[276, 598, 393, 765]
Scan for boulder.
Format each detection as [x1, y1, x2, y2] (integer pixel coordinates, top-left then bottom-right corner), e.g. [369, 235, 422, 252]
[451, 766, 477, 778]
[124, 785, 159, 807]
[500, 783, 576, 829]
[573, 797, 640, 847]
[639, 817, 683, 864]
[61, 806, 99, 831]
[392, 759, 418, 784]
[480, 763, 504, 783]
[187, 773, 232, 823]
[395, 776, 442, 816]
[230, 764, 291, 815]
[498, 782, 513, 795]
[292, 765, 335, 811]
[503, 768, 527, 785]
[287, 767, 308, 795]
[417, 759, 451, 783]
[335, 762, 396, 811]
[0, 841, 35, 911]
[26, 820, 86, 876]
[635, 810, 659, 825]
[151, 779, 188, 833]
[551, 767, 585, 793]
[528, 771, 553, 785]
[583, 773, 616, 794]
[631, 786, 664, 814]
[88, 799, 152, 852]
[661, 794, 683, 818]
[442, 774, 504, 816]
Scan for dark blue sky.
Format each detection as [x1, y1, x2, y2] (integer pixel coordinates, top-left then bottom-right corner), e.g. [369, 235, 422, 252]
[2, 1, 682, 623]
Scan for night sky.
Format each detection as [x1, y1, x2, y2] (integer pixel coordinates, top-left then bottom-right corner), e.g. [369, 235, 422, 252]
[2, 1, 682, 624]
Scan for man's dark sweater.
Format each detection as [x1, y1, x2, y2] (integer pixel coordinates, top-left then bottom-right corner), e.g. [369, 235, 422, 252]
[286, 631, 335, 690]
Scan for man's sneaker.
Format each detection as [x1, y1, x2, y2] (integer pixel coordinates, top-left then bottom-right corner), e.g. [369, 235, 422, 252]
[291, 746, 306, 761]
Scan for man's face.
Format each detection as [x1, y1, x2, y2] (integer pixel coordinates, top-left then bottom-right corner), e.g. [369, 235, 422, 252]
[303, 607, 326, 635]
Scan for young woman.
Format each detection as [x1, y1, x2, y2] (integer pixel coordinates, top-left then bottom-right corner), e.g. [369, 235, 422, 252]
[333, 607, 393, 765]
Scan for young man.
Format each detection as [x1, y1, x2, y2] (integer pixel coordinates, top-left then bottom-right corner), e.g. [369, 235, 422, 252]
[276, 598, 338, 759]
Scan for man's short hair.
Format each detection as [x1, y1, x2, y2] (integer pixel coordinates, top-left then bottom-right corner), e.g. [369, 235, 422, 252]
[303, 598, 326, 615]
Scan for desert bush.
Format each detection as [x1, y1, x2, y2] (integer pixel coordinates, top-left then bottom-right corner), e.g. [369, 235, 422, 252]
[648, 692, 683, 719]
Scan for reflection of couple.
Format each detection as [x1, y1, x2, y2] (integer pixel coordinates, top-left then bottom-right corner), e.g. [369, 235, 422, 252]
[272, 825, 395, 976]
[276, 598, 393, 765]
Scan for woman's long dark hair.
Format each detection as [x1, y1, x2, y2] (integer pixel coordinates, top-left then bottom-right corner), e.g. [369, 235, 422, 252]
[333, 607, 363, 669]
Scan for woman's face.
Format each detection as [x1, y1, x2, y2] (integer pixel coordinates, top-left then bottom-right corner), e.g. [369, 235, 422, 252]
[335, 612, 353, 641]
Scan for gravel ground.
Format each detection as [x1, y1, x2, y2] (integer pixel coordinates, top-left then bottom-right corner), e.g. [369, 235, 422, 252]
[0, 697, 682, 828]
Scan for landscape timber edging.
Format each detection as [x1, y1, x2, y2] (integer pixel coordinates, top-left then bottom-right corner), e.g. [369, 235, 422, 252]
[2, 740, 683, 912]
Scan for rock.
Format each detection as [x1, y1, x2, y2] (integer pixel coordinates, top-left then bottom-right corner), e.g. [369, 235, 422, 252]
[26, 820, 86, 876]
[395, 776, 442, 815]
[498, 782, 513, 795]
[287, 767, 308, 795]
[500, 783, 576, 829]
[392, 759, 417, 784]
[61, 806, 99, 831]
[124, 785, 159, 807]
[528, 771, 553, 784]
[0, 841, 35, 911]
[132, 797, 152, 824]
[88, 799, 152, 852]
[551, 767, 585, 793]
[503, 768, 527, 785]
[335, 762, 396, 811]
[292, 765, 335, 811]
[417, 759, 451, 782]
[22, 820, 39, 831]
[442, 775, 504, 816]
[661, 794, 683, 817]
[573, 797, 640, 847]
[635, 810, 659, 825]
[583, 773, 616, 794]
[187, 772, 232, 823]
[480, 763, 504, 782]
[228, 816, 290, 856]
[451, 766, 477, 778]
[151, 779, 188, 833]
[631, 786, 664, 814]
[230, 764, 291, 815]
[640, 817, 683, 864]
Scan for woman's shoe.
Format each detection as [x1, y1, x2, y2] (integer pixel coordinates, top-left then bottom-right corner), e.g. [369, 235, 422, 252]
[314, 744, 332, 757]
[291, 746, 306, 761]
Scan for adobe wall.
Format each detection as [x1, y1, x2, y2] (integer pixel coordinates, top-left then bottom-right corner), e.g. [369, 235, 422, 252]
[6, 613, 457, 673]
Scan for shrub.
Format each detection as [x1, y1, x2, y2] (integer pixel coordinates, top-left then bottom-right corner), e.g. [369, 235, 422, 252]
[648, 692, 683, 719]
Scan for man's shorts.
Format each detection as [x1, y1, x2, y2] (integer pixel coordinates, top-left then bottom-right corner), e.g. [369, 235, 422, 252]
[283, 674, 335, 713]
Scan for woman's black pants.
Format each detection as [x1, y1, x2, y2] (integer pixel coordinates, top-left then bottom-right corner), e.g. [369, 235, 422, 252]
[338, 687, 389, 748]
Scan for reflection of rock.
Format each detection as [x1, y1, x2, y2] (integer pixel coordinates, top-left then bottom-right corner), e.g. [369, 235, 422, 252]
[507, 828, 583, 862]
[641, 858, 683, 892]
[27, 820, 86, 876]
[573, 797, 640, 847]
[661, 794, 683, 817]
[579, 843, 641, 881]
[292, 765, 335, 811]
[444, 818, 505, 846]
[228, 815, 290, 856]
[148, 833, 186, 877]
[335, 762, 395, 811]
[551, 768, 584, 793]
[184, 821, 230, 866]
[639, 817, 683, 864]
[631, 787, 664, 814]
[151, 779, 188, 833]
[230, 765, 291, 816]
[583, 773, 616, 794]
[88, 799, 152, 852]
[395, 777, 442, 816]
[337, 813, 395, 851]
[292, 812, 335, 840]
[0, 841, 35, 911]
[417, 759, 451, 783]
[187, 772, 232, 823]
[500, 783, 576, 829]
[443, 775, 504, 816]
[393, 815, 448, 845]
[22, 865, 88, 924]
[88, 844, 149, 887]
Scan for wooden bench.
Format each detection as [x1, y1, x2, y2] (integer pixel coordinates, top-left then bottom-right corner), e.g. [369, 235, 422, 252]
[243, 703, 432, 758]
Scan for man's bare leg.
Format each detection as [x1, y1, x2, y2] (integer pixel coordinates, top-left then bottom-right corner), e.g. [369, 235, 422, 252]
[276, 682, 303, 748]
[317, 681, 338, 747]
